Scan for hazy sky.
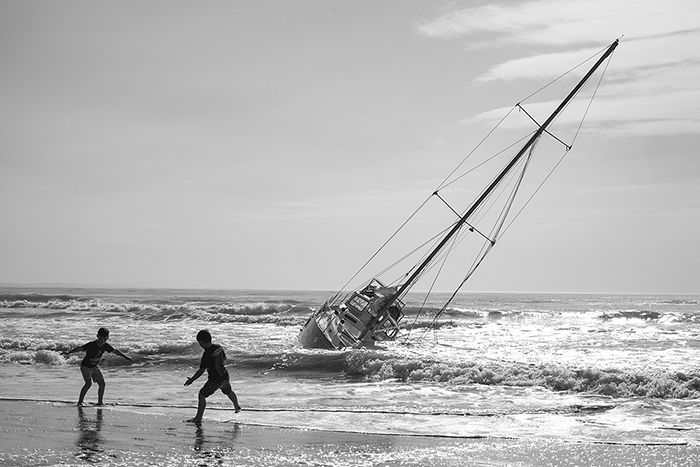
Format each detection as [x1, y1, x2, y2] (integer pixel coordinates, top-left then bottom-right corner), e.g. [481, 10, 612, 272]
[1, 0, 698, 294]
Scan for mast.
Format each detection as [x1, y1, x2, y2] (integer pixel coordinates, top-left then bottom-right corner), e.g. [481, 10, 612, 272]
[392, 39, 619, 302]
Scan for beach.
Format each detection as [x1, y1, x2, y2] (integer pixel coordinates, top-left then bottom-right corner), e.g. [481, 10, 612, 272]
[1, 398, 698, 466]
[1, 287, 699, 465]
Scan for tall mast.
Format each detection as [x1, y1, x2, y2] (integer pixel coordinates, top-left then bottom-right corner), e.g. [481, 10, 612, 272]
[393, 39, 619, 301]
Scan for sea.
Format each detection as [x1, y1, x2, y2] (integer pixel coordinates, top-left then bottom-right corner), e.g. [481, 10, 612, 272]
[1, 286, 699, 446]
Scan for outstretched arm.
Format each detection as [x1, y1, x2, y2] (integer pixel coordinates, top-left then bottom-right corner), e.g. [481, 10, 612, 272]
[64, 345, 83, 356]
[184, 368, 205, 386]
[112, 348, 133, 362]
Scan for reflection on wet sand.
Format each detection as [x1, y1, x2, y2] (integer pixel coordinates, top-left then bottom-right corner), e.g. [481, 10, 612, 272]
[193, 420, 241, 462]
[76, 407, 103, 462]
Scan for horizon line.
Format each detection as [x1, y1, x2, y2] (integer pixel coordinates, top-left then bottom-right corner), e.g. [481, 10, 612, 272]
[0, 282, 697, 296]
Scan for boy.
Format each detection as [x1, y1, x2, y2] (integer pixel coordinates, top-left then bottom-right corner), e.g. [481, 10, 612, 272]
[184, 329, 241, 422]
[65, 327, 132, 406]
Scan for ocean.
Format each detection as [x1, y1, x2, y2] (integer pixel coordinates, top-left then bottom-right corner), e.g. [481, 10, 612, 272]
[1, 286, 699, 447]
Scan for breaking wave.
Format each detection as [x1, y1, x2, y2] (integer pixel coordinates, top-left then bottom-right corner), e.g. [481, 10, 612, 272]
[0, 296, 312, 326]
[339, 351, 700, 399]
[600, 310, 662, 321]
[4, 333, 700, 400]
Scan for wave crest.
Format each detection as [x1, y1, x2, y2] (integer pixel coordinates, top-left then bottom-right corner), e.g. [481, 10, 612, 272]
[342, 352, 700, 399]
[1, 297, 311, 326]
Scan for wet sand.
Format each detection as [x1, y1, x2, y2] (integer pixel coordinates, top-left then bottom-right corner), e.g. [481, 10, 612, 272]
[0, 399, 697, 466]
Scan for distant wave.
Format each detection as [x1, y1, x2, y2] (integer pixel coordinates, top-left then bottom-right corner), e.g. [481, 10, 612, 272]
[597, 309, 700, 324]
[600, 310, 662, 321]
[659, 298, 700, 306]
[0, 298, 539, 327]
[0, 297, 313, 326]
[0, 293, 87, 303]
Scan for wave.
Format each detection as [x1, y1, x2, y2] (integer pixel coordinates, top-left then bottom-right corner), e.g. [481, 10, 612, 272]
[0, 337, 200, 366]
[4, 340, 700, 399]
[220, 348, 700, 400]
[235, 349, 700, 399]
[340, 351, 700, 399]
[598, 309, 700, 324]
[659, 298, 700, 306]
[0, 293, 88, 303]
[0, 297, 313, 325]
[600, 310, 662, 321]
[0, 298, 515, 328]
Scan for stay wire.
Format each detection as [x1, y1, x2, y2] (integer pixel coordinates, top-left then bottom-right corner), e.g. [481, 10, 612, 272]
[418, 144, 536, 339]
[403, 226, 462, 341]
[499, 50, 616, 240]
[436, 106, 517, 192]
[570, 47, 616, 148]
[336, 42, 615, 296]
[336, 195, 432, 294]
[371, 223, 455, 288]
[438, 130, 536, 192]
[518, 43, 613, 104]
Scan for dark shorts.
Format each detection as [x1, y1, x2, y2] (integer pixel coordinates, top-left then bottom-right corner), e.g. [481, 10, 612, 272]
[199, 377, 232, 398]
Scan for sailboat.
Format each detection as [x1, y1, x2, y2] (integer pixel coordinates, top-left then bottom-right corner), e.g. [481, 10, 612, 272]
[299, 39, 620, 350]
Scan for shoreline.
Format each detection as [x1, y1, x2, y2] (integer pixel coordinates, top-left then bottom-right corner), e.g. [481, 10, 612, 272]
[1, 400, 698, 466]
[2, 396, 687, 445]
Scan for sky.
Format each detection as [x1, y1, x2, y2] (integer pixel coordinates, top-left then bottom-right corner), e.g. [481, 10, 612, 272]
[1, 0, 699, 294]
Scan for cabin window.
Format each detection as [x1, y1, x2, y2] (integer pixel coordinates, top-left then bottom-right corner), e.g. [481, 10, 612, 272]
[348, 295, 369, 311]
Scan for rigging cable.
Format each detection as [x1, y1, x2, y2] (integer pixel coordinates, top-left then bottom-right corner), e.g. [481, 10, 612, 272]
[372, 223, 455, 288]
[336, 105, 519, 294]
[436, 106, 517, 191]
[438, 130, 536, 191]
[518, 43, 614, 104]
[336, 195, 432, 293]
[499, 49, 616, 240]
[415, 140, 538, 341]
[402, 227, 461, 342]
[336, 41, 616, 305]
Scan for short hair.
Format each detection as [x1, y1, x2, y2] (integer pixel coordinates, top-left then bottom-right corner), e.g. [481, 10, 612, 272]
[196, 329, 212, 343]
[97, 327, 110, 337]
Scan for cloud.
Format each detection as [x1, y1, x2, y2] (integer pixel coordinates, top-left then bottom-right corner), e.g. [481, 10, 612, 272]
[417, 0, 698, 44]
[468, 89, 700, 136]
[418, 0, 700, 136]
[476, 33, 700, 84]
[467, 41, 700, 135]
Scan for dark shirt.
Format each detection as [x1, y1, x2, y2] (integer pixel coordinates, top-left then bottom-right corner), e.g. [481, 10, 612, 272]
[81, 341, 114, 368]
[199, 344, 229, 382]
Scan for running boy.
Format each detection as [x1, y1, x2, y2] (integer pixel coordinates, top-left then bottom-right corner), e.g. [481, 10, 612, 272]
[184, 329, 241, 422]
[65, 327, 132, 406]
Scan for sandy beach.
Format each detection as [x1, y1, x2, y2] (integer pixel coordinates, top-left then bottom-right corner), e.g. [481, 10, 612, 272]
[0, 398, 697, 466]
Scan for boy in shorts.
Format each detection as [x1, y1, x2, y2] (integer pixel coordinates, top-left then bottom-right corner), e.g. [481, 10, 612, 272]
[184, 329, 241, 422]
[65, 327, 132, 406]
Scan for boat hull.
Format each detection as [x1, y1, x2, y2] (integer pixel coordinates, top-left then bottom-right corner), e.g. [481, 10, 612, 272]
[298, 315, 335, 349]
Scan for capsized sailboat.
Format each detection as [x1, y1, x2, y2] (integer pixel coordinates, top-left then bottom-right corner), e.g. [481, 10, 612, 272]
[299, 39, 620, 350]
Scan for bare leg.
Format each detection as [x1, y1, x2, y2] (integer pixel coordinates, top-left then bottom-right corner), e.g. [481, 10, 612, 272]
[225, 390, 242, 413]
[94, 368, 106, 406]
[187, 392, 206, 422]
[78, 382, 91, 406]
[97, 382, 106, 406]
[78, 366, 92, 406]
